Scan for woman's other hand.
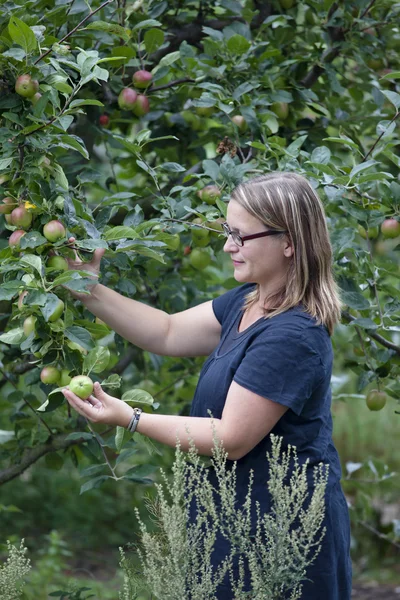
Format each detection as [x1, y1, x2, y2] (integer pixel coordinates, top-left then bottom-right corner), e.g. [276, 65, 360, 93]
[62, 382, 133, 428]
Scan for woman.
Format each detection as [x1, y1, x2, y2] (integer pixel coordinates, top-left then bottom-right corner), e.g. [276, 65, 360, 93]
[62, 172, 352, 598]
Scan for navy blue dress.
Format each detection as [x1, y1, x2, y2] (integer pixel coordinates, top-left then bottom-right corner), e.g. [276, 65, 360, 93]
[190, 283, 352, 599]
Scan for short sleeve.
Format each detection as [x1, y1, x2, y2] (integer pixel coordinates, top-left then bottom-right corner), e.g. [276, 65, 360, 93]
[212, 283, 255, 325]
[233, 333, 325, 416]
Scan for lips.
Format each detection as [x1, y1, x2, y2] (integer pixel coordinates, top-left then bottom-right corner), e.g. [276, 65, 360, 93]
[232, 260, 244, 265]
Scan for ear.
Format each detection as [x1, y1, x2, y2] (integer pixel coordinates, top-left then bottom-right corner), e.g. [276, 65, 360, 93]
[283, 238, 294, 258]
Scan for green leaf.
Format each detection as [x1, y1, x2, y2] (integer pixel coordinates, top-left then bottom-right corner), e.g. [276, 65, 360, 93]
[121, 388, 155, 405]
[0, 327, 24, 345]
[101, 374, 122, 389]
[104, 226, 138, 241]
[341, 291, 370, 310]
[20, 254, 43, 275]
[73, 239, 108, 251]
[226, 34, 251, 54]
[310, 146, 331, 165]
[0, 281, 21, 301]
[0, 430, 15, 444]
[133, 19, 162, 30]
[80, 476, 112, 494]
[349, 160, 378, 181]
[53, 164, 69, 190]
[85, 21, 131, 42]
[25, 290, 47, 306]
[380, 71, 400, 80]
[381, 90, 400, 109]
[158, 51, 181, 68]
[323, 136, 361, 151]
[159, 162, 186, 172]
[69, 99, 104, 109]
[144, 28, 165, 53]
[64, 326, 95, 351]
[20, 231, 47, 249]
[65, 432, 93, 441]
[350, 318, 379, 330]
[8, 16, 37, 54]
[115, 426, 127, 453]
[83, 346, 110, 374]
[56, 135, 89, 159]
[0, 158, 13, 171]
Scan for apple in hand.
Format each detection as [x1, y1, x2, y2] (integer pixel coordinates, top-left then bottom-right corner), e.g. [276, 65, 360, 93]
[69, 375, 94, 399]
[47, 255, 68, 271]
[15, 74, 39, 98]
[40, 366, 60, 384]
[43, 220, 66, 242]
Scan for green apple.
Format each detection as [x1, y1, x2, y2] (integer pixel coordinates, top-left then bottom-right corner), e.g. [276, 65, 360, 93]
[47, 255, 68, 271]
[23, 316, 36, 337]
[40, 366, 60, 384]
[0, 197, 17, 214]
[366, 389, 386, 411]
[48, 298, 64, 322]
[43, 220, 66, 242]
[271, 102, 289, 120]
[232, 115, 247, 133]
[381, 218, 400, 239]
[358, 224, 379, 239]
[15, 74, 39, 98]
[195, 106, 214, 117]
[189, 248, 211, 270]
[197, 185, 221, 205]
[69, 375, 94, 399]
[60, 369, 72, 387]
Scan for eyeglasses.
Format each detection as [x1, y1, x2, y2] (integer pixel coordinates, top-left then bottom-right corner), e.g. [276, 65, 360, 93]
[221, 222, 287, 247]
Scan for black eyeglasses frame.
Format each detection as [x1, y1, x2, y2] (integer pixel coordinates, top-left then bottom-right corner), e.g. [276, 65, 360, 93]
[221, 222, 288, 247]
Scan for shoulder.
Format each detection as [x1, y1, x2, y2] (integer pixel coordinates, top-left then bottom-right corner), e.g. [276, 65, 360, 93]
[212, 283, 255, 325]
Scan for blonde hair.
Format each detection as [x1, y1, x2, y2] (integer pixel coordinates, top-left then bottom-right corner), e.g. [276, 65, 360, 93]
[231, 172, 342, 335]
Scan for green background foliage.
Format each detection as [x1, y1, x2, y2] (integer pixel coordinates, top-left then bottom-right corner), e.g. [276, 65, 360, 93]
[0, 0, 399, 596]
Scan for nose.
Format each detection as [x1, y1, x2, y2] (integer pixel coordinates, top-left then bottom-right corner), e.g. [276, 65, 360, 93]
[223, 236, 239, 253]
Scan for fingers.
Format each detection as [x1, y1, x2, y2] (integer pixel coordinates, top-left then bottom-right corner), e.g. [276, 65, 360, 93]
[62, 388, 100, 421]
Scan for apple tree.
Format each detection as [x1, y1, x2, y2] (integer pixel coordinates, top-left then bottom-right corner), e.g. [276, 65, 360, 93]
[0, 0, 399, 552]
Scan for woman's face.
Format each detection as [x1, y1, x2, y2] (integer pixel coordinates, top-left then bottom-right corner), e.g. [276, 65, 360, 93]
[223, 200, 293, 297]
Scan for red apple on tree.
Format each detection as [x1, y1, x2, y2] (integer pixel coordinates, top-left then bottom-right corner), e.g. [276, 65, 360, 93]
[118, 88, 138, 110]
[43, 220, 66, 242]
[40, 366, 61, 385]
[69, 375, 94, 399]
[381, 218, 400, 239]
[99, 114, 110, 127]
[133, 95, 150, 117]
[10, 206, 33, 229]
[9, 230, 26, 248]
[271, 102, 289, 120]
[31, 92, 42, 105]
[15, 74, 39, 98]
[132, 70, 153, 88]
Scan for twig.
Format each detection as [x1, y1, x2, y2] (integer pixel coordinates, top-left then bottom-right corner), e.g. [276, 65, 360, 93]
[55, 0, 77, 37]
[360, 0, 378, 20]
[363, 111, 400, 161]
[0, 432, 89, 485]
[86, 420, 117, 479]
[149, 77, 195, 93]
[0, 368, 53, 436]
[357, 519, 400, 550]
[34, 0, 114, 65]
[341, 311, 400, 356]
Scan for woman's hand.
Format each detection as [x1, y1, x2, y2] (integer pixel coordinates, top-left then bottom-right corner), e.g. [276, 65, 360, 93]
[66, 236, 105, 278]
[62, 382, 134, 428]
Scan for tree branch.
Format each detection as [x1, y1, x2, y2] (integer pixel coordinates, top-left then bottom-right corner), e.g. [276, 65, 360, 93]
[149, 77, 195, 93]
[34, 0, 114, 65]
[0, 433, 88, 485]
[341, 311, 400, 356]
